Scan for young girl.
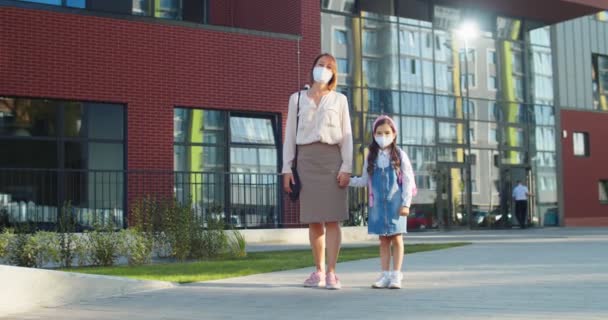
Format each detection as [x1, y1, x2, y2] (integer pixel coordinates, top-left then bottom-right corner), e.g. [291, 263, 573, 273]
[349, 115, 416, 289]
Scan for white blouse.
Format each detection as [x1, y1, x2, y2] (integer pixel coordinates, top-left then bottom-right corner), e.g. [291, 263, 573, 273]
[282, 90, 353, 174]
[349, 148, 415, 207]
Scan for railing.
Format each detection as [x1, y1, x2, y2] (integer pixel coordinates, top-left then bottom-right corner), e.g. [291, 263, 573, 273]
[0, 168, 368, 230]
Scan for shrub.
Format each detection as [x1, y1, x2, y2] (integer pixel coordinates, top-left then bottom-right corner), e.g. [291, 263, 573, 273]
[120, 229, 153, 266]
[57, 201, 79, 268]
[227, 230, 247, 258]
[6, 231, 59, 268]
[86, 222, 123, 267]
[0, 229, 14, 260]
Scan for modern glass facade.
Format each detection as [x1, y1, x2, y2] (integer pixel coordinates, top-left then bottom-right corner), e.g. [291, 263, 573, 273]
[322, 1, 559, 229]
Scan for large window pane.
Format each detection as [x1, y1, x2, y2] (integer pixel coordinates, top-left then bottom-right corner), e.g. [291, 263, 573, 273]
[364, 89, 400, 114]
[401, 117, 434, 145]
[438, 122, 465, 144]
[436, 96, 464, 119]
[437, 147, 464, 162]
[0, 140, 57, 168]
[535, 127, 556, 152]
[86, 103, 124, 140]
[362, 18, 399, 89]
[322, 14, 358, 87]
[503, 126, 526, 148]
[89, 143, 124, 170]
[401, 92, 434, 116]
[174, 109, 225, 144]
[174, 145, 225, 172]
[230, 117, 275, 144]
[0, 98, 57, 137]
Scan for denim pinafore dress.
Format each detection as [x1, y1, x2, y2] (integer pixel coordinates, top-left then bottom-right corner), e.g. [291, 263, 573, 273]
[368, 163, 407, 235]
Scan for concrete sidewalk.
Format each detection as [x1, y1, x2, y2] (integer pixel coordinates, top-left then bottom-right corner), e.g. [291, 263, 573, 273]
[3, 228, 608, 320]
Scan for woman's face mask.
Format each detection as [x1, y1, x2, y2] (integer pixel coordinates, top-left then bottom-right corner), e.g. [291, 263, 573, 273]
[313, 66, 333, 84]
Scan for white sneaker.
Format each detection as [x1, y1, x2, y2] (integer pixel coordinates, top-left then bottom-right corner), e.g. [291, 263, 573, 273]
[388, 272, 402, 289]
[372, 272, 390, 289]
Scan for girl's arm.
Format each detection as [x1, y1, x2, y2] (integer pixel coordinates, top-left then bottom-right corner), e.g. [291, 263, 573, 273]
[400, 149, 415, 207]
[349, 155, 369, 187]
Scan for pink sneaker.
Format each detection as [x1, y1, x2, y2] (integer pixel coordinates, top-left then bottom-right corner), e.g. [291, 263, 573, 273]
[325, 272, 341, 290]
[303, 271, 325, 287]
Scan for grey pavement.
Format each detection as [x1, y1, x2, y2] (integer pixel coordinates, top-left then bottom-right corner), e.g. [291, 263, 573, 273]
[4, 228, 608, 320]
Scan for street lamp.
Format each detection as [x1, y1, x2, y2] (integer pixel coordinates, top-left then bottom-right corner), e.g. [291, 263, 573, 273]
[455, 21, 478, 228]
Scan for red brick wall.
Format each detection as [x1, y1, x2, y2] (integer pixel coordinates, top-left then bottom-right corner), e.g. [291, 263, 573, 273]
[0, 5, 321, 224]
[209, 0, 302, 35]
[561, 109, 608, 226]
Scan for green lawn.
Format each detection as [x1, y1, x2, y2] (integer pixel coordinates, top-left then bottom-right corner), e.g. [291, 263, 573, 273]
[64, 242, 469, 283]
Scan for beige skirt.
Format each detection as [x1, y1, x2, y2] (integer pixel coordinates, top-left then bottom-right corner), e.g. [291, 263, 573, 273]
[297, 142, 348, 224]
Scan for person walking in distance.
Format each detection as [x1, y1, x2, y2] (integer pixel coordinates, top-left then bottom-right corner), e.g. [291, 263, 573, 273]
[512, 180, 531, 228]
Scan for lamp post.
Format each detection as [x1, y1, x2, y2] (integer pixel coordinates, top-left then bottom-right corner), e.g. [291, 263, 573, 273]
[456, 21, 478, 228]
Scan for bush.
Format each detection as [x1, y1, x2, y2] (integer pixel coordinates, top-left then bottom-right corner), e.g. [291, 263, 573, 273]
[57, 201, 79, 268]
[200, 216, 228, 259]
[120, 229, 153, 266]
[0, 229, 14, 260]
[86, 222, 123, 267]
[6, 231, 59, 268]
[227, 230, 247, 258]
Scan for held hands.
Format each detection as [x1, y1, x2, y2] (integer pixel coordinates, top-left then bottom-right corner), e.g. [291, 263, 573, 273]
[399, 206, 410, 217]
[336, 172, 350, 188]
[283, 173, 295, 194]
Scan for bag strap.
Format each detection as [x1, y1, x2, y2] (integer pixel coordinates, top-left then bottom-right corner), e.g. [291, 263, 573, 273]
[293, 90, 302, 169]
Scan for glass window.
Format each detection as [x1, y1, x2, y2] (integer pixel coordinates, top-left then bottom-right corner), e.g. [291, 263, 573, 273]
[337, 58, 349, 74]
[0, 140, 58, 168]
[535, 127, 556, 152]
[133, 0, 151, 15]
[573, 132, 590, 157]
[469, 121, 498, 148]
[86, 103, 124, 140]
[599, 180, 608, 203]
[436, 96, 464, 119]
[89, 143, 124, 170]
[438, 122, 465, 145]
[0, 97, 58, 137]
[401, 92, 433, 116]
[501, 150, 525, 165]
[503, 126, 526, 148]
[335, 30, 348, 45]
[437, 147, 464, 162]
[592, 54, 608, 111]
[401, 117, 434, 145]
[66, 0, 85, 8]
[173, 109, 225, 144]
[364, 89, 399, 114]
[402, 146, 435, 190]
[230, 117, 275, 145]
[174, 145, 225, 172]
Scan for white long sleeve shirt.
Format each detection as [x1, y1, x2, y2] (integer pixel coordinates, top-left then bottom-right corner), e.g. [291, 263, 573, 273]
[349, 148, 415, 207]
[282, 90, 353, 173]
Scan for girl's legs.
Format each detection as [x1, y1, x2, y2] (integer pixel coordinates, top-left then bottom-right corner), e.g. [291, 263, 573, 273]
[308, 222, 326, 273]
[372, 236, 392, 288]
[379, 236, 391, 271]
[390, 234, 404, 272]
[325, 221, 341, 273]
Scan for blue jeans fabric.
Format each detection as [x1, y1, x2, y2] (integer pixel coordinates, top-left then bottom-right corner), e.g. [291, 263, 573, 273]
[368, 164, 407, 235]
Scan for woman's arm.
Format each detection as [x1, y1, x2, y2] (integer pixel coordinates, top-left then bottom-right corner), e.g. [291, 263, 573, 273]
[400, 149, 415, 207]
[338, 95, 353, 174]
[282, 93, 298, 174]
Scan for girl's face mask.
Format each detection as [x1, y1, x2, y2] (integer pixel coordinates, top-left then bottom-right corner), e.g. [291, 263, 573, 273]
[374, 123, 395, 149]
[374, 135, 394, 149]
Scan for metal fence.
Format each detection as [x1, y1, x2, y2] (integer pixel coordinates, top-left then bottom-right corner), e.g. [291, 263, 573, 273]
[0, 168, 370, 230]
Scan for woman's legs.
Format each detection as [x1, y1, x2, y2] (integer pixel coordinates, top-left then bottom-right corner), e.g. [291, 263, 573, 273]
[325, 221, 341, 273]
[309, 223, 326, 273]
[379, 236, 391, 271]
[390, 234, 404, 272]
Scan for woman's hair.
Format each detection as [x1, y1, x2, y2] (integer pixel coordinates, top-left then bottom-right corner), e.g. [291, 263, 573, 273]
[310, 53, 338, 91]
[367, 117, 401, 177]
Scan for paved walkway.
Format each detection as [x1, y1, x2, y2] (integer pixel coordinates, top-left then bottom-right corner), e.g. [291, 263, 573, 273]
[5, 228, 608, 320]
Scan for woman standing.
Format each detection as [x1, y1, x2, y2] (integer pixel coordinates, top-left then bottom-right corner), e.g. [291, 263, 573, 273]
[282, 53, 353, 290]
